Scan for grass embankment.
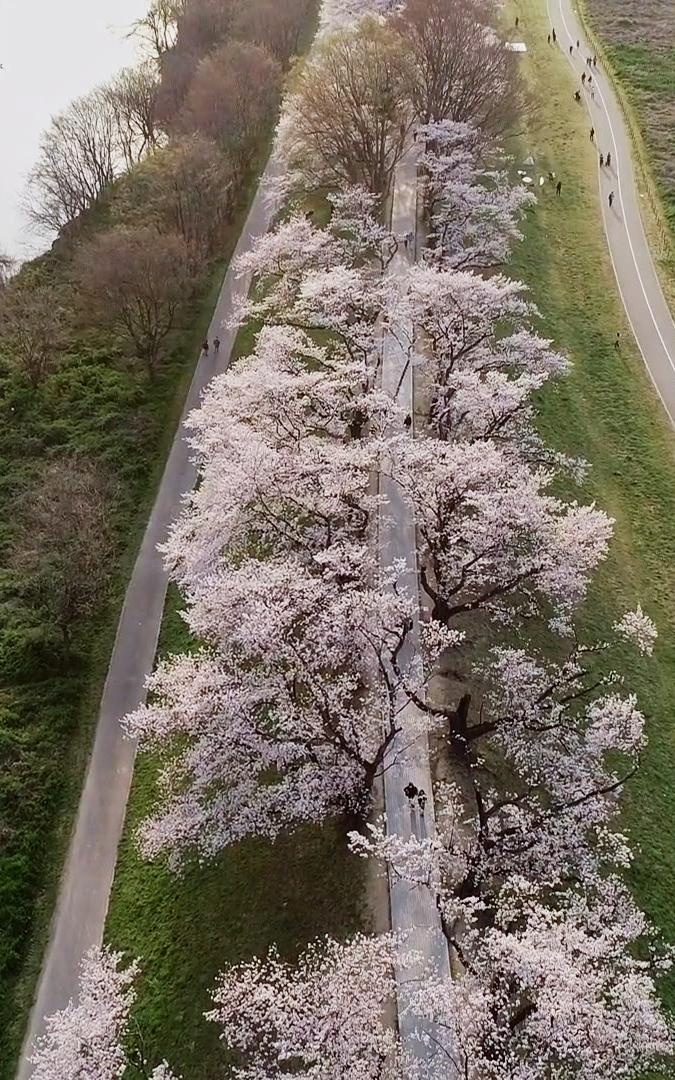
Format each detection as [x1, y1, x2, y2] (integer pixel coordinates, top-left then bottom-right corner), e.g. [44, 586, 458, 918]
[510, 0, 675, 1019]
[105, 588, 367, 1079]
[575, 0, 675, 298]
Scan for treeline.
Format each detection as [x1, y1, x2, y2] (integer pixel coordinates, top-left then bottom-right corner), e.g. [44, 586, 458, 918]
[0, 0, 316, 1067]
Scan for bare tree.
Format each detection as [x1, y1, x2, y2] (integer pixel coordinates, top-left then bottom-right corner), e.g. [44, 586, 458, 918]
[11, 459, 115, 644]
[0, 277, 67, 385]
[105, 62, 163, 168]
[76, 227, 192, 377]
[114, 135, 233, 260]
[394, 0, 522, 132]
[282, 20, 412, 195]
[176, 0, 239, 56]
[131, 0, 184, 59]
[178, 40, 281, 174]
[0, 253, 15, 289]
[25, 88, 121, 236]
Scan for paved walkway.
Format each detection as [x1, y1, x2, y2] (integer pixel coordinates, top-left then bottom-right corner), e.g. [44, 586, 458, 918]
[17, 154, 283, 1080]
[380, 149, 453, 1063]
[547, 0, 675, 424]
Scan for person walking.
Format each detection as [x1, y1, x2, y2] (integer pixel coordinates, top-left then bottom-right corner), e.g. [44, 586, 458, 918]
[213, 336, 221, 354]
[201, 340, 209, 357]
[606, 151, 612, 169]
[599, 153, 604, 167]
[404, 413, 412, 430]
[576, 39, 580, 49]
[593, 54, 597, 66]
[590, 126, 595, 141]
[581, 71, 586, 86]
[569, 44, 573, 56]
[588, 74, 592, 86]
[515, 15, 519, 27]
[418, 790, 427, 815]
[404, 782, 418, 810]
[556, 180, 562, 196]
[574, 90, 581, 102]
[547, 32, 551, 45]
[608, 190, 615, 209]
[552, 27, 557, 43]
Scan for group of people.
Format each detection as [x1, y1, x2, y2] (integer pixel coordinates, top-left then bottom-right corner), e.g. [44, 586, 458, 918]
[201, 337, 221, 357]
[403, 782, 427, 815]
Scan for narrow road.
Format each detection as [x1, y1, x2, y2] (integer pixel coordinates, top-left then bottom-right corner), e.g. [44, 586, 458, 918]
[380, 150, 453, 1064]
[17, 155, 283, 1080]
[547, 0, 675, 424]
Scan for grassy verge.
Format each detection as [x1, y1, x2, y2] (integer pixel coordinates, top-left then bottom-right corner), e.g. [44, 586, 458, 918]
[508, 0, 675, 1020]
[105, 587, 367, 1079]
[0, 152, 274, 1080]
[574, 0, 675, 304]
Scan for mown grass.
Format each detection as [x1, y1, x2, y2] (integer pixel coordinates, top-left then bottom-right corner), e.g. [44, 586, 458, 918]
[105, 586, 367, 1079]
[510, 0, 675, 1021]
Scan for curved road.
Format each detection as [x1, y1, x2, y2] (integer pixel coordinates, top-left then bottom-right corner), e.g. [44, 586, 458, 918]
[16, 154, 283, 1080]
[546, 0, 675, 424]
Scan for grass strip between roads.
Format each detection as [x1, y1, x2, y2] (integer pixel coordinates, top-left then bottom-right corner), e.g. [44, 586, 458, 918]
[105, 587, 367, 1080]
[510, 0, 675, 1027]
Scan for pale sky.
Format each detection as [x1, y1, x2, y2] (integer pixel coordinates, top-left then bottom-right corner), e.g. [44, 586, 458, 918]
[0, 0, 149, 260]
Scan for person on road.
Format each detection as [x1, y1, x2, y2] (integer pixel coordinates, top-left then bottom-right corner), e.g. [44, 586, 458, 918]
[213, 336, 221, 354]
[418, 790, 427, 815]
[556, 180, 562, 196]
[606, 151, 612, 168]
[201, 340, 209, 356]
[593, 54, 597, 66]
[599, 153, 604, 167]
[547, 33, 551, 45]
[581, 71, 586, 86]
[404, 782, 418, 809]
[590, 126, 595, 141]
[515, 15, 519, 27]
[552, 27, 557, 43]
[569, 44, 573, 55]
[574, 90, 581, 102]
[608, 190, 615, 209]
[404, 413, 412, 429]
[588, 74, 593, 86]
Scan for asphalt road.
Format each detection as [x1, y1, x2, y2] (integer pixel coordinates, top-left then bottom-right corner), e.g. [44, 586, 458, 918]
[547, 0, 675, 423]
[16, 153, 283, 1079]
[380, 149, 454, 1064]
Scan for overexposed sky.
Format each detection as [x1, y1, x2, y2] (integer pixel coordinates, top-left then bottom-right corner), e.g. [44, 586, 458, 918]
[0, 0, 148, 260]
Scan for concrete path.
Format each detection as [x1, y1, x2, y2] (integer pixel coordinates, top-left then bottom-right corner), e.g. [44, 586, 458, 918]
[379, 150, 453, 1063]
[17, 154, 283, 1079]
[547, 0, 675, 424]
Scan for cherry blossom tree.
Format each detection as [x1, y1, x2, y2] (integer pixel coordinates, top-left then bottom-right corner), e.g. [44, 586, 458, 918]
[388, 437, 613, 629]
[29, 947, 177, 1080]
[208, 934, 402, 1080]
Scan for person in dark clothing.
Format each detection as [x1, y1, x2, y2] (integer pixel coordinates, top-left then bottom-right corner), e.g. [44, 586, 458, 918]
[556, 180, 562, 196]
[404, 782, 418, 809]
[547, 33, 551, 45]
[515, 15, 519, 27]
[574, 90, 581, 102]
[608, 190, 615, 208]
[418, 790, 427, 815]
[593, 54, 597, 66]
[614, 332, 621, 351]
[590, 126, 595, 141]
[202, 340, 209, 356]
[606, 151, 612, 168]
[581, 71, 586, 85]
[569, 44, 573, 55]
[552, 27, 556, 42]
[404, 413, 412, 429]
[213, 336, 221, 354]
[599, 153, 604, 167]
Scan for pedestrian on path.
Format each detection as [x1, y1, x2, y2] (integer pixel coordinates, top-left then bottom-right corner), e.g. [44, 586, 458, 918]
[404, 413, 412, 429]
[608, 190, 615, 209]
[404, 782, 418, 810]
[593, 54, 597, 66]
[202, 340, 209, 356]
[591, 87, 595, 101]
[213, 336, 220, 354]
[574, 90, 581, 102]
[547, 33, 551, 45]
[599, 153, 604, 167]
[590, 126, 595, 141]
[515, 15, 519, 27]
[569, 44, 573, 55]
[587, 55, 592, 67]
[614, 332, 621, 351]
[418, 790, 427, 815]
[556, 180, 562, 196]
[588, 74, 592, 86]
[606, 151, 612, 169]
[582, 71, 586, 86]
[576, 39, 580, 49]
[552, 27, 557, 43]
